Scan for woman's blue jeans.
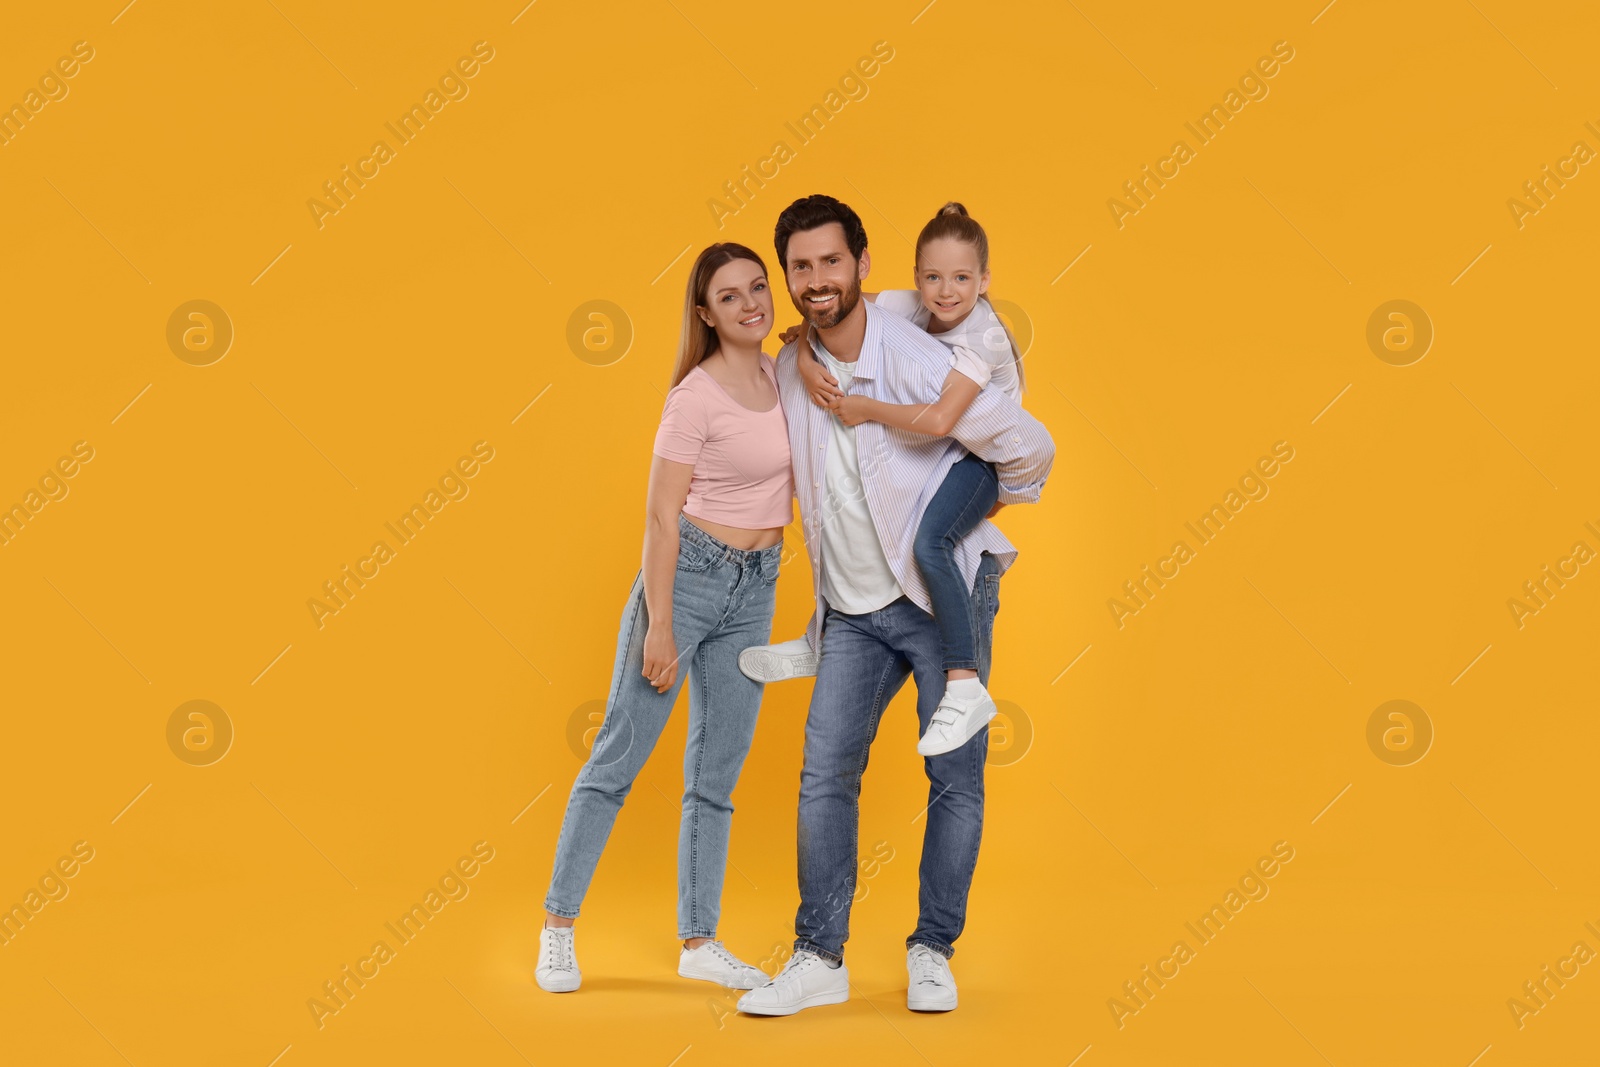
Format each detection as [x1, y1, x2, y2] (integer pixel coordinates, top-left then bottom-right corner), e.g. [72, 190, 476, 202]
[544, 514, 780, 939]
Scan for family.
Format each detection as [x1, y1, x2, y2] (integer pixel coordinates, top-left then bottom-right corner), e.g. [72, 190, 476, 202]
[536, 194, 1056, 1016]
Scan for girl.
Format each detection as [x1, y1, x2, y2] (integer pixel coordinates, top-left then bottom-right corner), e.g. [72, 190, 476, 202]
[740, 202, 1026, 758]
[537, 243, 793, 994]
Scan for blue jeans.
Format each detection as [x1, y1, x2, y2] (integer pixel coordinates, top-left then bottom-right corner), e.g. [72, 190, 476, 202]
[913, 452, 999, 672]
[545, 513, 780, 938]
[793, 550, 1001, 963]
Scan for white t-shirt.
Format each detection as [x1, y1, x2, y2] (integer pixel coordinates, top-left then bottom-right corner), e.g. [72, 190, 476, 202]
[810, 338, 905, 615]
[873, 290, 1022, 403]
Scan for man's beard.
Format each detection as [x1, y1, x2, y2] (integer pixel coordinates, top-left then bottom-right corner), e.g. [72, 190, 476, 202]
[795, 275, 862, 331]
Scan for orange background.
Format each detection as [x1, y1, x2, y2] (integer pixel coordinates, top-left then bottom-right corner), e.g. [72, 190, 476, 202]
[2, 2, 1597, 1065]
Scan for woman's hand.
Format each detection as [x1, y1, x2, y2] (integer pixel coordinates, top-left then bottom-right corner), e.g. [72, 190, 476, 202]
[833, 394, 872, 427]
[777, 322, 804, 346]
[642, 623, 679, 693]
[986, 501, 1006, 519]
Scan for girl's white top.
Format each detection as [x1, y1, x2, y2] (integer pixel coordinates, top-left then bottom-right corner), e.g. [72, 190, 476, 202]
[873, 290, 1022, 403]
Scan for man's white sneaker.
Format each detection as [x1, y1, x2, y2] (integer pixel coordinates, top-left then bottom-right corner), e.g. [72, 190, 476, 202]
[678, 940, 767, 989]
[738, 636, 820, 683]
[535, 924, 581, 992]
[736, 950, 849, 1016]
[916, 686, 998, 757]
[906, 944, 958, 1012]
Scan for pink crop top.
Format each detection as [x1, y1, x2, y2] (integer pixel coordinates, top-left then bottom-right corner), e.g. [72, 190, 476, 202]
[652, 355, 794, 529]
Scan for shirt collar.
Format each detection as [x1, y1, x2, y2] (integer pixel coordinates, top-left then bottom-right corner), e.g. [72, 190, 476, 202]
[807, 298, 883, 381]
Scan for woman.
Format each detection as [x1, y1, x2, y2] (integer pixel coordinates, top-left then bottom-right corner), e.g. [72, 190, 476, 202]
[537, 243, 793, 993]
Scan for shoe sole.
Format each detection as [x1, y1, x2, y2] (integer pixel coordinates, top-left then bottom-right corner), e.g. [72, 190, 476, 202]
[679, 964, 764, 990]
[916, 705, 999, 757]
[536, 973, 581, 993]
[737, 987, 850, 1016]
[907, 992, 957, 1012]
[738, 648, 819, 683]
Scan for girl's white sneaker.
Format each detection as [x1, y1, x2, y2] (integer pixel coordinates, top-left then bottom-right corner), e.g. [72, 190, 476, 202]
[678, 940, 767, 989]
[535, 925, 581, 992]
[916, 683, 998, 757]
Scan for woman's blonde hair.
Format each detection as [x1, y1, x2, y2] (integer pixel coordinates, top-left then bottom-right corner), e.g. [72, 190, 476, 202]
[668, 242, 769, 389]
[915, 202, 1026, 392]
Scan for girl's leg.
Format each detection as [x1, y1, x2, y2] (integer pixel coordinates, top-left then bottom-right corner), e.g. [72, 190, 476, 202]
[912, 453, 1000, 674]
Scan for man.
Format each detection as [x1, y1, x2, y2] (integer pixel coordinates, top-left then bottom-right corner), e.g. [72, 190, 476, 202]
[737, 195, 1055, 1016]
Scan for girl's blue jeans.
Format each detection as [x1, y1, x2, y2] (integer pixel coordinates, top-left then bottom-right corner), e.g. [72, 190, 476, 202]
[913, 452, 1000, 672]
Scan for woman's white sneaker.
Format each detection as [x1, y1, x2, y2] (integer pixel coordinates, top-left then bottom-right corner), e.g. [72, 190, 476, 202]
[678, 940, 767, 989]
[906, 944, 957, 1011]
[738, 636, 819, 683]
[736, 950, 849, 1015]
[535, 925, 581, 992]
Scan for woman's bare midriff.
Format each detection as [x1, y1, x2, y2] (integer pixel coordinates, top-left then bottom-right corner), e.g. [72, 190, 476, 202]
[682, 511, 784, 551]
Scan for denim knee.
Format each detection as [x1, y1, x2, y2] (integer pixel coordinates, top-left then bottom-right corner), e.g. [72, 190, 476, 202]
[575, 768, 634, 804]
[912, 524, 953, 567]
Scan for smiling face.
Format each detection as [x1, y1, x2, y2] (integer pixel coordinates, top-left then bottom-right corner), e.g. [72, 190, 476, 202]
[915, 236, 989, 327]
[784, 222, 869, 330]
[697, 257, 774, 344]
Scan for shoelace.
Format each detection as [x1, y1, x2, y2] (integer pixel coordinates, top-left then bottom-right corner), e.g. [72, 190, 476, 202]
[700, 940, 752, 973]
[909, 949, 944, 987]
[774, 950, 819, 985]
[545, 929, 576, 971]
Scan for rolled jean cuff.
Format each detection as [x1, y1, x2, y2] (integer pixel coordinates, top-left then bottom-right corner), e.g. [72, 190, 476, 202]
[906, 936, 954, 960]
[543, 899, 580, 920]
[939, 657, 979, 672]
[680, 928, 718, 940]
[793, 938, 843, 965]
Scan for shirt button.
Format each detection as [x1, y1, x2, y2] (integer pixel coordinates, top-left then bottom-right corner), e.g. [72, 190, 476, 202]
[1011, 435, 1021, 443]
[813, 481, 819, 488]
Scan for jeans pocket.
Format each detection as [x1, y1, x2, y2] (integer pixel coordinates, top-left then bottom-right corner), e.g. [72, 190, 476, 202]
[758, 547, 782, 585]
[677, 537, 718, 574]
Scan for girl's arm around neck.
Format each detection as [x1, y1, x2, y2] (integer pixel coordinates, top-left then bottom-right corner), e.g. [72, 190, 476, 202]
[838, 368, 981, 436]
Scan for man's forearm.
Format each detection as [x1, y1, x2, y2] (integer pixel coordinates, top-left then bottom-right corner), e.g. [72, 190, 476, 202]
[996, 480, 1042, 506]
[951, 401, 1055, 505]
[997, 431, 1052, 503]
